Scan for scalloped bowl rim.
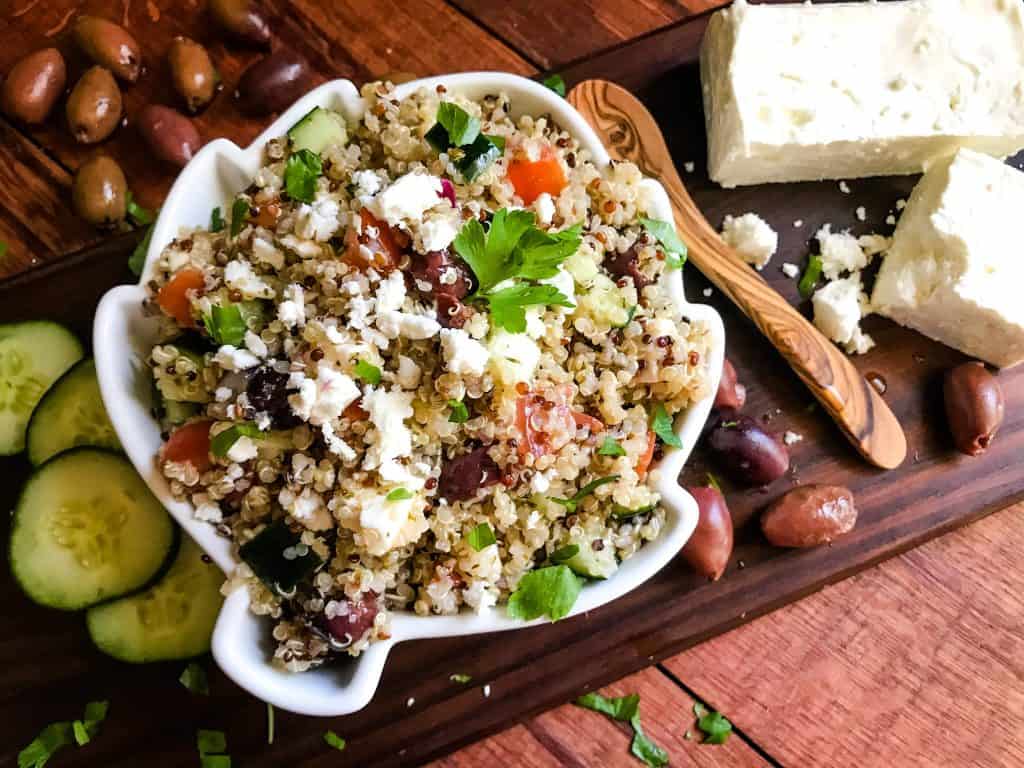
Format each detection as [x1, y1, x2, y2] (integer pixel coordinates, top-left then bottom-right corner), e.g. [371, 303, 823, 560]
[93, 72, 724, 717]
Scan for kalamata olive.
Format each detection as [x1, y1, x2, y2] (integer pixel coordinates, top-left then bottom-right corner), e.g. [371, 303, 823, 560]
[438, 445, 501, 501]
[73, 16, 142, 83]
[246, 366, 300, 428]
[137, 104, 201, 168]
[72, 155, 127, 227]
[235, 50, 311, 115]
[1, 48, 66, 124]
[707, 414, 789, 486]
[944, 361, 1005, 456]
[210, 0, 271, 46]
[714, 357, 747, 411]
[680, 486, 733, 580]
[761, 484, 857, 548]
[66, 66, 122, 144]
[168, 36, 218, 113]
[325, 593, 379, 647]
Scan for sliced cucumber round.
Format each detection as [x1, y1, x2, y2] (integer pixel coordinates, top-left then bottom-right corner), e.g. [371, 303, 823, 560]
[87, 536, 225, 663]
[0, 321, 83, 455]
[9, 449, 176, 610]
[26, 358, 120, 466]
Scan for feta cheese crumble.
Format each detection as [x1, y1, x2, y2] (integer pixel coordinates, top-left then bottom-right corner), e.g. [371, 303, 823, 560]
[720, 212, 778, 270]
[812, 273, 875, 354]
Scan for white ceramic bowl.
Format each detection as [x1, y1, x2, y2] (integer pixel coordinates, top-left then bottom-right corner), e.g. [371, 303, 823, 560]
[93, 72, 724, 717]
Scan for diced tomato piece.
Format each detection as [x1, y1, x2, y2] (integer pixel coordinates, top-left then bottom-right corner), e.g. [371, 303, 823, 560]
[343, 209, 406, 273]
[571, 411, 605, 434]
[156, 267, 205, 327]
[508, 147, 567, 205]
[162, 420, 213, 472]
[636, 430, 657, 478]
[342, 400, 368, 421]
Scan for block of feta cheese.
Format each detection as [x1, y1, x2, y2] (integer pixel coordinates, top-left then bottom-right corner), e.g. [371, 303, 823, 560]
[700, 0, 1024, 187]
[720, 212, 778, 269]
[872, 148, 1024, 367]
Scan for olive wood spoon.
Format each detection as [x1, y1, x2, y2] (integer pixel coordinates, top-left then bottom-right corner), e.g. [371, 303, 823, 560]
[568, 78, 906, 469]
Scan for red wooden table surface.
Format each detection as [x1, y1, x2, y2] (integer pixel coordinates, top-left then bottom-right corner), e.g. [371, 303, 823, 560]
[3, 2, 1023, 766]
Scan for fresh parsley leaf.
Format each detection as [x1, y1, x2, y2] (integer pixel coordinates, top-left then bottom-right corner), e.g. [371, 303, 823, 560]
[72, 720, 90, 747]
[437, 102, 481, 147]
[706, 472, 722, 492]
[448, 399, 470, 423]
[266, 702, 275, 745]
[575, 692, 640, 721]
[210, 206, 225, 232]
[230, 197, 250, 238]
[210, 422, 263, 458]
[484, 208, 536, 279]
[550, 475, 620, 514]
[324, 730, 347, 751]
[550, 543, 579, 563]
[354, 359, 382, 385]
[697, 709, 732, 744]
[180, 662, 209, 695]
[487, 134, 506, 153]
[467, 522, 496, 551]
[515, 223, 583, 281]
[126, 192, 155, 226]
[284, 148, 323, 203]
[18, 722, 74, 768]
[630, 720, 669, 767]
[386, 487, 414, 501]
[128, 221, 155, 277]
[453, 217, 490, 284]
[486, 283, 573, 333]
[507, 565, 582, 621]
[543, 73, 567, 97]
[640, 217, 687, 263]
[450, 673, 472, 684]
[664, 252, 685, 270]
[798, 254, 823, 299]
[203, 303, 247, 346]
[197, 729, 228, 756]
[651, 403, 682, 449]
[598, 436, 626, 457]
[458, 133, 504, 182]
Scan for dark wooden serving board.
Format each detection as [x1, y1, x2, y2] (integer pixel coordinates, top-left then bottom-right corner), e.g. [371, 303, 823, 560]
[3, 10, 1024, 768]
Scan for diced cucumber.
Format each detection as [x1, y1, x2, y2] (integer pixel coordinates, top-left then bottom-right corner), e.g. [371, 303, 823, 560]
[288, 107, 347, 154]
[564, 536, 618, 580]
[577, 274, 631, 328]
[163, 399, 200, 427]
[86, 536, 224, 663]
[238, 299, 270, 331]
[0, 321, 83, 455]
[153, 344, 209, 403]
[9, 449, 176, 610]
[240, 519, 323, 597]
[26, 358, 121, 466]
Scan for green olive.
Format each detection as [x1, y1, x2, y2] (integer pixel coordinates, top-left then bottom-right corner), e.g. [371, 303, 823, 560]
[167, 37, 219, 113]
[73, 15, 142, 83]
[66, 66, 123, 144]
[73, 155, 127, 227]
[1, 48, 66, 124]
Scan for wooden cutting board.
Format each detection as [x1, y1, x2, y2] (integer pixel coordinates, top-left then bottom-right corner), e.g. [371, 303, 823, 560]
[3, 12, 1023, 768]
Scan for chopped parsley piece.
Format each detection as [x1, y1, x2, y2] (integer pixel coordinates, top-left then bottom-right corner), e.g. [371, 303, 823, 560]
[798, 254, 823, 299]
[450, 673, 472, 684]
[126, 192, 155, 226]
[197, 729, 230, 767]
[550, 475, 619, 514]
[74, 701, 109, 746]
[695, 704, 732, 744]
[436, 102, 481, 147]
[611, 503, 655, 519]
[507, 564, 582, 621]
[650, 403, 682, 449]
[72, 721, 90, 747]
[549, 543, 580, 563]
[425, 102, 504, 181]
[664, 252, 685, 270]
[18, 722, 74, 768]
[640, 217, 687, 266]
[543, 73, 567, 97]
[180, 662, 209, 695]
[203, 303, 247, 346]
[266, 702, 275, 745]
[487, 282, 574, 334]
[448, 399, 470, 423]
[230, 197, 250, 238]
[386, 487, 414, 501]
[210, 422, 263, 458]
[457, 133, 505, 182]
[575, 693, 668, 767]
[128, 221, 155, 276]
[210, 206, 226, 232]
[284, 148, 323, 203]
[598, 436, 627, 457]
[324, 730, 347, 751]
[466, 522, 496, 551]
[354, 359, 382, 385]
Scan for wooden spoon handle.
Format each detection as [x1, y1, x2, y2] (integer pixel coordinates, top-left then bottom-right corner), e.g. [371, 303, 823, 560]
[569, 79, 906, 469]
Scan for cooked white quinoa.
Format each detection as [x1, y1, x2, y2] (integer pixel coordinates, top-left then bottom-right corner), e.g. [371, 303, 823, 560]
[145, 81, 711, 671]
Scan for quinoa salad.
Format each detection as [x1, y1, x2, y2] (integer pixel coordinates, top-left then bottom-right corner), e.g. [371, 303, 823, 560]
[144, 80, 713, 672]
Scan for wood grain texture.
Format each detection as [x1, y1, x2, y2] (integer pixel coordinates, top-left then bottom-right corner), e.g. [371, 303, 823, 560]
[431, 666, 770, 767]
[663, 504, 1024, 768]
[448, 0, 687, 68]
[569, 78, 906, 470]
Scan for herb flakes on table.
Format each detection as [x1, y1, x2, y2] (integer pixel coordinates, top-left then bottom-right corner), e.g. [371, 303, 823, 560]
[180, 662, 210, 695]
[574, 692, 669, 767]
[694, 702, 733, 744]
